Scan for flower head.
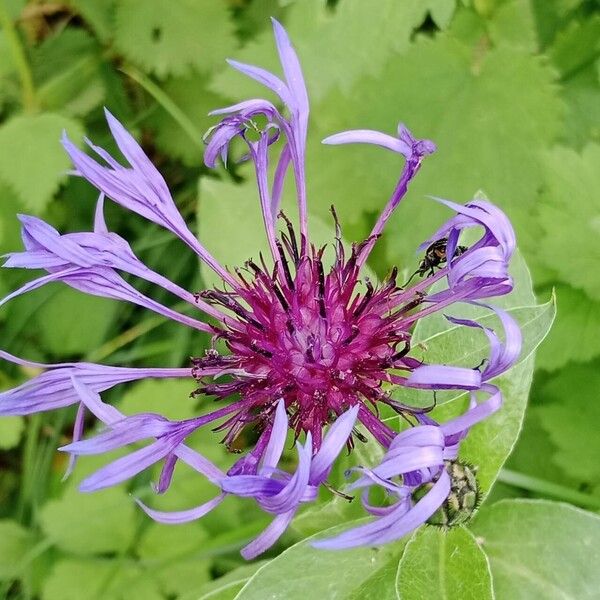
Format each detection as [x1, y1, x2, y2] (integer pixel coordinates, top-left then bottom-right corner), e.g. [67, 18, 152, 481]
[0, 19, 521, 558]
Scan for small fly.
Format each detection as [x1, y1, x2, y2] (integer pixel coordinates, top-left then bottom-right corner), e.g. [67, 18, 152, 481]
[404, 237, 468, 286]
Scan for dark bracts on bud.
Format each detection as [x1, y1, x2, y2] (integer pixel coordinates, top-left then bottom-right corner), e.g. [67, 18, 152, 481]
[413, 460, 481, 527]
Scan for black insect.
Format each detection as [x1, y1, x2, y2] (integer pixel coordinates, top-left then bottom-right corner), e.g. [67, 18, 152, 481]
[404, 238, 468, 286]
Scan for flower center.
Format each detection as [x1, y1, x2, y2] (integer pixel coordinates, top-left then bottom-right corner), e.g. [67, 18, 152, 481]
[193, 214, 424, 449]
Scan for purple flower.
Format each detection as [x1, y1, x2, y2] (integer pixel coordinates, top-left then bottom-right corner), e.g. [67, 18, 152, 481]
[0, 19, 522, 558]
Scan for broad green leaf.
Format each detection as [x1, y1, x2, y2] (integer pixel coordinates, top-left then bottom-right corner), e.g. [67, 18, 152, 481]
[36, 287, 119, 356]
[396, 527, 493, 600]
[212, 0, 433, 104]
[0, 113, 84, 213]
[195, 562, 268, 600]
[235, 520, 404, 600]
[536, 285, 600, 371]
[0, 520, 33, 580]
[39, 486, 136, 555]
[394, 248, 552, 409]
[535, 362, 600, 482]
[471, 499, 600, 599]
[0, 415, 24, 449]
[114, 0, 236, 78]
[42, 558, 163, 600]
[303, 33, 563, 265]
[536, 144, 600, 299]
[437, 356, 534, 494]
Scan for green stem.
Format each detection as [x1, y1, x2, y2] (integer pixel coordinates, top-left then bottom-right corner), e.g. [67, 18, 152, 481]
[0, 0, 37, 112]
[498, 469, 600, 511]
[121, 65, 203, 147]
[17, 414, 42, 522]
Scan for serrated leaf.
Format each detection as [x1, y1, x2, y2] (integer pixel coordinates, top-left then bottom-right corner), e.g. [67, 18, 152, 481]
[0, 415, 24, 449]
[114, 0, 236, 78]
[549, 14, 600, 147]
[42, 558, 163, 600]
[0, 520, 33, 580]
[535, 362, 600, 482]
[536, 144, 600, 299]
[396, 527, 493, 600]
[0, 113, 84, 212]
[486, 0, 537, 51]
[549, 15, 600, 78]
[427, 0, 457, 30]
[212, 0, 433, 104]
[471, 499, 600, 599]
[303, 33, 563, 266]
[39, 486, 136, 555]
[536, 285, 600, 371]
[235, 520, 403, 600]
[36, 287, 118, 356]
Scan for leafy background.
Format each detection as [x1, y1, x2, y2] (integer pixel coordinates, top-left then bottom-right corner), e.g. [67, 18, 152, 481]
[0, 0, 599, 598]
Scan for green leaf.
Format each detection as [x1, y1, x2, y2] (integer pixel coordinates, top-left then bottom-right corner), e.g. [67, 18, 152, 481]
[535, 362, 600, 482]
[549, 15, 600, 147]
[118, 378, 199, 421]
[536, 144, 600, 299]
[303, 33, 563, 265]
[212, 0, 434, 104]
[66, 0, 117, 43]
[42, 558, 163, 600]
[471, 499, 600, 599]
[137, 522, 212, 597]
[393, 248, 552, 411]
[413, 254, 553, 368]
[395, 246, 541, 495]
[114, 0, 236, 78]
[195, 562, 268, 600]
[0, 113, 84, 213]
[0, 415, 24, 450]
[0, 520, 33, 580]
[396, 527, 493, 600]
[39, 486, 136, 555]
[536, 285, 600, 371]
[33, 29, 106, 117]
[36, 287, 119, 356]
[439, 357, 533, 495]
[197, 172, 374, 289]
[427, 0, 458, 30]
[235, 520, 404, 600]
[486, 0, 537, 51]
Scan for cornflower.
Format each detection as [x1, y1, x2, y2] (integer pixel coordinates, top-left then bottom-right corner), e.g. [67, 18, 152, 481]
[0, 19, 521, 558]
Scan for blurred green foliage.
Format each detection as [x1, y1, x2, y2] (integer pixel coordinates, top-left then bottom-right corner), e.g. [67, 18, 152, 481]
[0, 0, 599, 597]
